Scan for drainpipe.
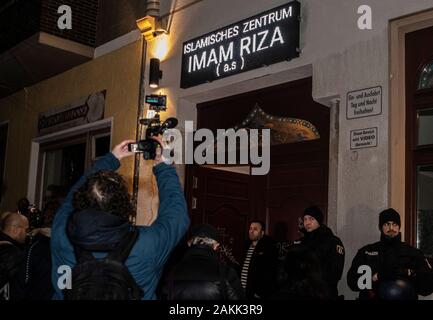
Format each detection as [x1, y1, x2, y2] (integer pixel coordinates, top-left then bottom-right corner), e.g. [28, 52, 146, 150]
[131, 1, 161, 224]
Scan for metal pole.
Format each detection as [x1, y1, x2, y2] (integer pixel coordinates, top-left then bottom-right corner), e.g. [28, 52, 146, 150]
[131, 35, 147, 224]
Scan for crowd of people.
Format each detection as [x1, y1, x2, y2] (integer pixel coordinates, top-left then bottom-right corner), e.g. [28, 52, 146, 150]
[1, 139, 433, 300]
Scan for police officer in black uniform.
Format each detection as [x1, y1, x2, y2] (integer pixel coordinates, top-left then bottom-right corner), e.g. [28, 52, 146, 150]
[347, 208, 433, 300]
[286, 206, 345, 299]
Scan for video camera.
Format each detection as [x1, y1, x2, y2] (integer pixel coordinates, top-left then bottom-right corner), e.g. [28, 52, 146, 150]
[128, 94, 178, 160]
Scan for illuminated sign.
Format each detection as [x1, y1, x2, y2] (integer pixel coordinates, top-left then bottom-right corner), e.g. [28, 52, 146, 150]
[180, 1, 300, 88]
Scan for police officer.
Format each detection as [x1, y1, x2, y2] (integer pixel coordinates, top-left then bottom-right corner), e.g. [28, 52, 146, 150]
[347, 208, 433, 300]
[286, 206, 345, 299]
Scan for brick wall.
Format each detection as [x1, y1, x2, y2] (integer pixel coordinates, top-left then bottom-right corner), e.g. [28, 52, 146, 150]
[40, 0, 99, 47]
[96, 0, 146, 46]
[0, 0, 41, 53]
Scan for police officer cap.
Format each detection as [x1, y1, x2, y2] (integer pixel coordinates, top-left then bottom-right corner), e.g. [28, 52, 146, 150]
[379, 208, 401, 230]
[303, 206, 324, 225]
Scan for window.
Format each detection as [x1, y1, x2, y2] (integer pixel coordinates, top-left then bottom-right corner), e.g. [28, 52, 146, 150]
[417, 108, 433, 146]
[35, 127, 111, 208]
[418, 61, 433, 89]
[416, 164, 433, 257]
[41, 142, 86, 205]
[93, 133, 111, 160]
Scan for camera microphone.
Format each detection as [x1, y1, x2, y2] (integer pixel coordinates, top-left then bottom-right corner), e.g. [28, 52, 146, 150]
[157, 117, 178, 134]
[132, 116, 179, 160]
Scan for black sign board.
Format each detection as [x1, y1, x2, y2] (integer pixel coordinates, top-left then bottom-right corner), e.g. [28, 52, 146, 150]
[180, 1, 300, 88]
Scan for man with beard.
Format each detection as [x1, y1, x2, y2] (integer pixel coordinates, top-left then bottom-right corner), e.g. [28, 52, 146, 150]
[347, 208, 433, 300]
[240, 220, 278, 300]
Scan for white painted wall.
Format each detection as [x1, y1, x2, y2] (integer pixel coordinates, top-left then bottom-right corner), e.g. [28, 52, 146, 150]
[151, 0, 433, 299]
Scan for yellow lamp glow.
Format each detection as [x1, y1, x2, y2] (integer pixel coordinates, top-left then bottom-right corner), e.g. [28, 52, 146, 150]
[153, 33, 169, 61]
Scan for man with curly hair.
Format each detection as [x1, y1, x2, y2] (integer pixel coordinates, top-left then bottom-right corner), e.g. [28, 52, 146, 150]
[51, 139, 190, 299]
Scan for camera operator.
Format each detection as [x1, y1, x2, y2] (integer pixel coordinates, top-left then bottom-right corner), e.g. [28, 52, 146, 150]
[51, 138, 190, 300]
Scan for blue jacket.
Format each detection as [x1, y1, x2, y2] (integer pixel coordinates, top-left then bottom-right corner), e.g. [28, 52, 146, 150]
[51, 152, 190, 299]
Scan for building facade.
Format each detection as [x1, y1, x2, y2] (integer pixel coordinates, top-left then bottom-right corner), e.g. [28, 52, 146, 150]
[1, 0, 433, 299]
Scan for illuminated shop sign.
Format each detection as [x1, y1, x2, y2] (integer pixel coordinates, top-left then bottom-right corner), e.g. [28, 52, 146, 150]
[180, 1, 300, 88]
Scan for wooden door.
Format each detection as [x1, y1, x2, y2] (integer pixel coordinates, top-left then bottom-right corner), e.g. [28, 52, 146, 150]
[405, 26, 433, 253]
[186, 77, 330, 259]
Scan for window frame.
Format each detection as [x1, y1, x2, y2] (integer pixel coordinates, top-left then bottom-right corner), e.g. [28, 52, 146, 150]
[34, 127, 111, 209]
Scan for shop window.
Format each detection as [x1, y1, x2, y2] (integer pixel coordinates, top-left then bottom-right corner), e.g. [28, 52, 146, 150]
[93, 133, 111, 160]
[36, 128, 110, 209]
[416, 164, 433, 257]
[418, 61, 433, 89]
[42, 142, 86, 203]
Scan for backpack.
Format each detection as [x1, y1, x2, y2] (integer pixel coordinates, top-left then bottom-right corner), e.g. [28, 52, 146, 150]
[63, 230, 143, 300]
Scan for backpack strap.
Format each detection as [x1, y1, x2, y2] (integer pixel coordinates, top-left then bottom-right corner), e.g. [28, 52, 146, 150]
[106, 229, 139, 263]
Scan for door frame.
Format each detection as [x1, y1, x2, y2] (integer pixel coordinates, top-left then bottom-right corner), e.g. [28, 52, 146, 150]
[389, 9, 433, 239]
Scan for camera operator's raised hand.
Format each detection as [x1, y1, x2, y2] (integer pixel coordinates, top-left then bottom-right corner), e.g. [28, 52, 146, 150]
[151, 135, 169, 166]
[112, 140, 136, 160]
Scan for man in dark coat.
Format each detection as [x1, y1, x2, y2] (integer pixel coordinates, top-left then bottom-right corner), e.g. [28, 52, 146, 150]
[0, 212, 28, 300]
[272, 244, 332, 300]
[23, 222, 54, 300]
[163, 224, 244, 300]
[241, 220, 278, 300]
[347, 208, 433, 300]
[287, 206, 345, 299]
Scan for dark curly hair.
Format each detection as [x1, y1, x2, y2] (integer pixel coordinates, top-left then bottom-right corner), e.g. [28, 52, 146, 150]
[72, 171, 134, 221]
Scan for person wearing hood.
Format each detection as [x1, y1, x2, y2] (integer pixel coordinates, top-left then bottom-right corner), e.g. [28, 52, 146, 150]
[50, 139, 190, 300]
[162, 224, 245, 300]
[347, 208, 433, 300]
[285, 206, 345, 299]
